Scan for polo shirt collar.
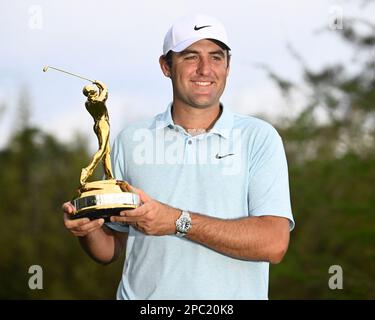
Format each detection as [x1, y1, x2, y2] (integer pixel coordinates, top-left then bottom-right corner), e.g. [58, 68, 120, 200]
[209, 104, 234, 139]
[152, 103, 175, 130]
[151, 103, 234, 139]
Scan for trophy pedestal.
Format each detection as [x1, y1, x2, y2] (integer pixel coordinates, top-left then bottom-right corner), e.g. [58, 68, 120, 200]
[70, 179, 140, 222]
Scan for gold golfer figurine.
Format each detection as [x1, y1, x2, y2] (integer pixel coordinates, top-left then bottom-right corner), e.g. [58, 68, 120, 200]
[80, 81, 113, 186]
[43, 66, 140, 221]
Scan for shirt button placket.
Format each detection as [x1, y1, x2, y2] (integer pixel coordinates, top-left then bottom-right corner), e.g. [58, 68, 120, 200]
[185, 138, 195, 164]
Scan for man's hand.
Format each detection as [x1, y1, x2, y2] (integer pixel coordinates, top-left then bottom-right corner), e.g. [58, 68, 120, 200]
[110, 186, 180, 236]
[62, 202, 105, 237]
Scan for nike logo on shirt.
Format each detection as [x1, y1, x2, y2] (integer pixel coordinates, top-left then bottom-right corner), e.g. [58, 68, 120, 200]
[215, 153, 235, 159]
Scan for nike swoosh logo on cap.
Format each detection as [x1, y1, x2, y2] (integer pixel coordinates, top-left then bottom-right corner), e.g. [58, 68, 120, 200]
[194, 25, 211, 31]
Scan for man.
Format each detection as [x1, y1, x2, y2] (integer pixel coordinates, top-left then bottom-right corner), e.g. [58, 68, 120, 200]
[62, 13, 294, 299]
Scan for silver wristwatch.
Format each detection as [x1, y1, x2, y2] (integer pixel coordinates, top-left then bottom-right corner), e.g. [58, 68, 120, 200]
[175, 210, 192, 237]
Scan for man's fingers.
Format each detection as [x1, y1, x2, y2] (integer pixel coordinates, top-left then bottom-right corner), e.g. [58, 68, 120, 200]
[73, 218, 104, 232]
[120, 205, 147, 217]
[64, 214, 104, 232]
[62, 201, 105, 237]
[110, 216, 127, 223]
[110, 215, 140, 224]
[67, 219, 104, 237]
[76, 221, 105, 235]
[62, 202, 76, 214]
[64, 213, 89, 228]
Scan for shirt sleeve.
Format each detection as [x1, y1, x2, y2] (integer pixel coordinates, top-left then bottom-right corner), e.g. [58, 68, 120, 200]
[247, 126, 295, 230]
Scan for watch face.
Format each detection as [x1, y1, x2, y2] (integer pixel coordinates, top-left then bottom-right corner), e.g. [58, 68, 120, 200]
[177, 216, 192, 233]
[181, 219, 191, 230]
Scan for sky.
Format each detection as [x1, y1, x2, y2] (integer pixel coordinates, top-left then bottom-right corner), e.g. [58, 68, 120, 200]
[0, 0, 374, 151]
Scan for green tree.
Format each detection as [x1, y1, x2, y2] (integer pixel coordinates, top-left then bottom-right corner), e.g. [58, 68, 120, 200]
[267, 12, 375, 299]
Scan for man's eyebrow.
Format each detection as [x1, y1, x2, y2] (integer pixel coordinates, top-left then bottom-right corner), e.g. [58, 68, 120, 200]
[178, 49, 226, 56]
[178, 50, 200, 55]
[209, 50, 225, 57]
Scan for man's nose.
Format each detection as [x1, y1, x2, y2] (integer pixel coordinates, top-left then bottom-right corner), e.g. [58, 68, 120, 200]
[196, 56, 211, 76]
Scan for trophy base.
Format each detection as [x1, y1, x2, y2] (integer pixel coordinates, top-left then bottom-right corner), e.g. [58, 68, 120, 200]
[70, 207, 134, 222]
[70, 179, 140, 222]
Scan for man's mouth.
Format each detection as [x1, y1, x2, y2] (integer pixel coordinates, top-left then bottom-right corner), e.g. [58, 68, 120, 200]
[192, 81, 213, 87]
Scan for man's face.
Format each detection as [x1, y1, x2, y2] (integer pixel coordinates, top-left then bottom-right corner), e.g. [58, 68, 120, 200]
[162, 39, 230, 110]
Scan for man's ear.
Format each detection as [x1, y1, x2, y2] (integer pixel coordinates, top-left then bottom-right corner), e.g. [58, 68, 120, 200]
[159, 55, 171, 78]
[226, 53, 231, 76]
[226, 62, 230, 77]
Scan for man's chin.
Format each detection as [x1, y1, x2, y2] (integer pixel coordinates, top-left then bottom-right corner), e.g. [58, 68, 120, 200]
[189, 104, 216, 110]
[188, 98, 219, 109]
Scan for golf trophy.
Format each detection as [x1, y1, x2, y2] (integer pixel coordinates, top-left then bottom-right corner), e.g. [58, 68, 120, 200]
[43, 66, 140, 221]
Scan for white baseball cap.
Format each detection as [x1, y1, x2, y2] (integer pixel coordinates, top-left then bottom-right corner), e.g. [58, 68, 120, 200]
[163, 13, 230, 55]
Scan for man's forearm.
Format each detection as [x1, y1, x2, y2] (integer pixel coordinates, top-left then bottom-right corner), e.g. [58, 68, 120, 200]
[108, 197, 290, 264]
[186, 212, 290, 263]
[78, 225, 126, 265]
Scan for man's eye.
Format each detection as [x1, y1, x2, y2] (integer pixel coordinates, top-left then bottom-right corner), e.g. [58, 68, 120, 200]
[185, 55, 197, 60]
[212, 55, 223, 61]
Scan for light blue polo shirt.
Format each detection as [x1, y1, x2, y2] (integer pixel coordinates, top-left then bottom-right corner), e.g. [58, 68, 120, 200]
[106, 104, 294, 300]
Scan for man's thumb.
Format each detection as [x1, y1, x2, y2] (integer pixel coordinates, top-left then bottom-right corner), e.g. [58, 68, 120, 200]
[128, 185, 151, 203]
